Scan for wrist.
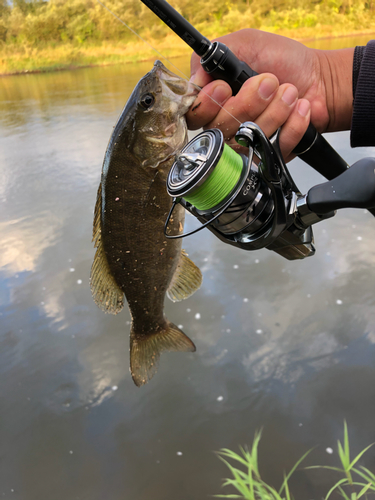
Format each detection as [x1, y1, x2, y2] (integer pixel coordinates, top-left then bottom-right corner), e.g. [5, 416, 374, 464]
[317, 48, 354, 132]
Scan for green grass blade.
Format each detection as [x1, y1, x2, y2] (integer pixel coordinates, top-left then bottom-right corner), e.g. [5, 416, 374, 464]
[324, 478, 348, 500]
[338, 440, 349, 471]
[279, 449, 311, 496]
[348, 444, 375, 470]
[337, 485, 351, 500]
[283, 473, 292, 500]
[225, 472, 250, 496]
[214, 495, 243, 498]
[218, 456, 249, 477]
[218, 449, 251, 468]
[222, 478, 246, 488]
[246, 458, 255, 498]
[356, 482, 373, 498]
[354, 466, 375, 487]
[262, 480, 284, 500]
[306, 466, 344, 473]
[217, 456, 249, 481]
[250, 430, 262, 477]
[344, 421, 350, 464]
[217, 457, 253, 498]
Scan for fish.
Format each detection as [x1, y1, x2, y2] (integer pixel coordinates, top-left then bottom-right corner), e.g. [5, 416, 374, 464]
[90, 60, 202, 387]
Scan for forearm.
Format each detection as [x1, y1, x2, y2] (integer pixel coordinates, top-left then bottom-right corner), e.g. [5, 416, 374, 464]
[351, 40, 375, 147]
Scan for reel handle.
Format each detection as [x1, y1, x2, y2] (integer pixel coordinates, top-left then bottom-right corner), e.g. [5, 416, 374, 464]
[307, 157, 375, 215]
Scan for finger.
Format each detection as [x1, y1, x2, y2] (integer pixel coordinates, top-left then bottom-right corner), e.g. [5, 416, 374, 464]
[190, 52, 201, 78]
[278, 98, 311, 162]
[200, 74, 279, 140]
[254, 83, 298, 138]
[189, 54, 212, 89]
[186, 80, 232, 130]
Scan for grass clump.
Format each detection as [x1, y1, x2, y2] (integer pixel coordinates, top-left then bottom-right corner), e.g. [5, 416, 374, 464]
[216, 422, 375, 500]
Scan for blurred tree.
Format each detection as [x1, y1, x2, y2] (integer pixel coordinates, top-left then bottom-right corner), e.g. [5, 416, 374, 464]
[1, 0, 374, 47]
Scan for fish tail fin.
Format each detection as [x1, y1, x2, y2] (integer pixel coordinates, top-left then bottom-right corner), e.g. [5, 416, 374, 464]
[130, 321, 196, 387]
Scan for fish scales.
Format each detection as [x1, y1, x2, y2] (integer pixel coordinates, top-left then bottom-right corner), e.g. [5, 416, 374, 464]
[102, 160, 183, 322]
[90, 61, 202, 387]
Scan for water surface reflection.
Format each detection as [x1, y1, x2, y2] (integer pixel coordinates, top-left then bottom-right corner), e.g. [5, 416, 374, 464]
[1, 39, 375, 500]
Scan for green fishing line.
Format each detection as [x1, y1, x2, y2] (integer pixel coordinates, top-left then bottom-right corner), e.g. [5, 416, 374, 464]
[184, 144, 243, 211]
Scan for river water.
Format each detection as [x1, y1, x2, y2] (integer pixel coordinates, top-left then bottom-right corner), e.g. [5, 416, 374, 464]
[1, 35, 375, 500]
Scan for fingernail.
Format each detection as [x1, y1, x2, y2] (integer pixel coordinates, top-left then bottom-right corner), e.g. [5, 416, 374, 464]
[282, 86, 298, 106]
[258, 77, 278, 99]
[189, 73, 203, 90]
[189, 73, 196, 84]
[211, 84, 231, 105]
[297, 99, 310, 117]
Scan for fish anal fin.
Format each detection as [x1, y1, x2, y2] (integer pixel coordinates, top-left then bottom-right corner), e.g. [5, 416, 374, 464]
[92, 182, 102, 247]
[90, 238, 124, 315]
[130, 321, 196, 387]
[167, 249, 202, 302]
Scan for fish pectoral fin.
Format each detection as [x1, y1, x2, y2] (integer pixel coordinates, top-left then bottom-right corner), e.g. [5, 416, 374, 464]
[130, 322, 196, 387]
[167, 249, 202, 302]
[90, 239, 124, 315]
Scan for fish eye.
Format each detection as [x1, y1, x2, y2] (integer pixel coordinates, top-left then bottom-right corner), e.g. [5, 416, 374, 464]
[140, 93, 155, 110]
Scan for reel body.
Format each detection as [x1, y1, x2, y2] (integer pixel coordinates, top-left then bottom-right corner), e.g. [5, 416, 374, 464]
[165, 122, 375, 260]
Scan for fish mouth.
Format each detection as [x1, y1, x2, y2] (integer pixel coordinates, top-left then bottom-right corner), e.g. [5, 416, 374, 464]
[153, 60, 198, 101]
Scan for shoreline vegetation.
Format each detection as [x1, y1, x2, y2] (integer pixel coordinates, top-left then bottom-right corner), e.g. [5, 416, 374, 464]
[1, 0, 375, 76]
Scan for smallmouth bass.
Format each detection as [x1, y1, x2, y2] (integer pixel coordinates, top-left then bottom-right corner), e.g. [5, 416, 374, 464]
[90, 61, 202, 387]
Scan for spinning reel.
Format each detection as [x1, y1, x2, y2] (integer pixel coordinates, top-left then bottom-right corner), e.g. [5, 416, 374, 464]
[165, 122, 375, 260]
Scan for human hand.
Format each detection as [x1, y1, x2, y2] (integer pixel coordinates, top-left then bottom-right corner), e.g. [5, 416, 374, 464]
[186, 29, 354, 161]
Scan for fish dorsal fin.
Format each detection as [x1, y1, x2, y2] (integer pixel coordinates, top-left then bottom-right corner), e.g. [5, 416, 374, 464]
[130, 321, 196, 387]
[167, 249, 202, 302]
[90, 182, 124, 314]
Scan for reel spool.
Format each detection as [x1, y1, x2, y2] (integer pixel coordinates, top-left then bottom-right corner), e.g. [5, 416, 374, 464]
[168, 129, 244, 212]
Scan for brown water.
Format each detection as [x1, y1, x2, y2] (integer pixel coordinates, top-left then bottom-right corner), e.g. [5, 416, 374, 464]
[1, 35, 375, 500]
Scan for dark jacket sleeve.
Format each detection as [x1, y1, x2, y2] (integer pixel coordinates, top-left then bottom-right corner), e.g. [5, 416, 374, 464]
[350, 40, 375, 147]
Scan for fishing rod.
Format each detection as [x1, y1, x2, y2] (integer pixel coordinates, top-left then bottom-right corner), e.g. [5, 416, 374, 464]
[140, 0, 349, 181]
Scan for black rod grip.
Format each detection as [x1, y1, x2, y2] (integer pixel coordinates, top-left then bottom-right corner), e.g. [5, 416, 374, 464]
[293, 123, 349, 180]
[200, 42, 258, 94]
[307, 157, 375, 215]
